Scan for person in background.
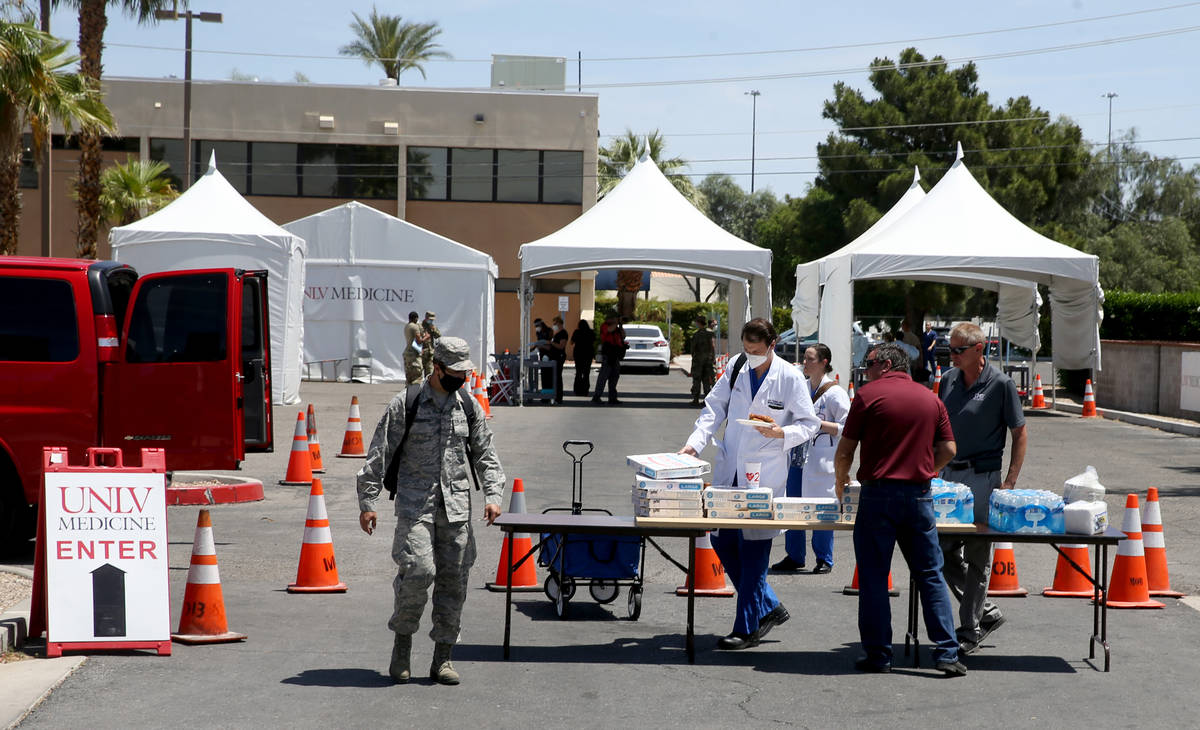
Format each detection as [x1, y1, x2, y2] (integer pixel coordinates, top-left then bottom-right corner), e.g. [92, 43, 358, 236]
[901, 320, 923, 351]
[531, 317, 553, 393]
[570, 319, 595, 397]
[548, 315, 568, 404]
[592, 314, 626, 404]
[690, 316, 716, 406]
[772, 343, 849, 574]
[403, 311, 429, 385]
[834, 343, 965, 677]
[680, 318, 820, 650]
[922, 321, 939, 379]
[883, 331, 920, 376]
[938, 322, 1027, 657]
[420, 311, 441, 381]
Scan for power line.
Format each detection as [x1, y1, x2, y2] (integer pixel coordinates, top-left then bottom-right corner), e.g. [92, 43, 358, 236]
[100, 1, 1200, 66]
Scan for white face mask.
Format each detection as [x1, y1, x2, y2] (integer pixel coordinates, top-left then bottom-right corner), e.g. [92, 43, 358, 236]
[553, 325, 561, 332]
[745, 353, 768, 369]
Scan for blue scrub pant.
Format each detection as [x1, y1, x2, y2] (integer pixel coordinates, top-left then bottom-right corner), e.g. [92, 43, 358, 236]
[783, 465, 834, 566]
[710, 528, 779, 636]
[852, 481, 959, 666]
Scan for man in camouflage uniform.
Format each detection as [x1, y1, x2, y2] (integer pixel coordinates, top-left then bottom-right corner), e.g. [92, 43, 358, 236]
[357, 336, 505, 685]
[690, 316, 715, 406]
[420, 311, 441, 380]
[403, 311, 428, 384]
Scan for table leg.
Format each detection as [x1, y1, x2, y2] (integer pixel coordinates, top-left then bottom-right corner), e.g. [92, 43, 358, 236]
[687, 536, 696, 664]
[1100, 544, 1110, 672]
[904, 575, 921, 666]
[503, 531, 514, 660]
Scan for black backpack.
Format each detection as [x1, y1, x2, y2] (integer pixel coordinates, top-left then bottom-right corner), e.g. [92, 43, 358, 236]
[383, 385, 480, 500]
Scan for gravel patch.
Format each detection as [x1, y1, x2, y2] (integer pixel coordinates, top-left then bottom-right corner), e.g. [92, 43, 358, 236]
[0, 571, 32, 613]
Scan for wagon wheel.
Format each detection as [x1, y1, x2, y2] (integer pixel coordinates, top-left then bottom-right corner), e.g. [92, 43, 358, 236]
[627, 586, 643, 621]
[589, 579, 619, 604]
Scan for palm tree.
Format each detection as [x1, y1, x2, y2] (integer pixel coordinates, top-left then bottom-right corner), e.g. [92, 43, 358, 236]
[0, 17, 114, 255]
[54, 0, 177, 258]
[598, 129, 704, 207]
[99, 157, 177, 226]
[339, 7, 450, 81]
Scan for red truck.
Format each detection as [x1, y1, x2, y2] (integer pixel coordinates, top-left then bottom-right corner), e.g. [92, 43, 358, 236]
[0, 257, 273, 556]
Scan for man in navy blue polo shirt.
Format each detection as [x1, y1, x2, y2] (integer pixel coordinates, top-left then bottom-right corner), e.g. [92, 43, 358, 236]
[835, 343, 965, 676]
[938, 322, 1027, 656]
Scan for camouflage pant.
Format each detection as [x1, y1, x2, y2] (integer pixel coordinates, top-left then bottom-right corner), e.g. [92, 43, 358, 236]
[388, 499, 477, 643]
[404, 350, 424, 384]
[421, 351, 435, 380]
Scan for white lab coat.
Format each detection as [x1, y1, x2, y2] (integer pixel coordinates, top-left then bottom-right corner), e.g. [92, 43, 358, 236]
[686, 353, 820, 540]
[801, 374, 851, 500]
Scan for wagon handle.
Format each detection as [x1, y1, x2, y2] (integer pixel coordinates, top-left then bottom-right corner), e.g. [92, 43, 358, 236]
[562, 440, 594, 460]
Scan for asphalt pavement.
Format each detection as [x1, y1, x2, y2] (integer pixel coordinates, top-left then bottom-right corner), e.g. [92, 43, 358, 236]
[5, 362, 1200, 728]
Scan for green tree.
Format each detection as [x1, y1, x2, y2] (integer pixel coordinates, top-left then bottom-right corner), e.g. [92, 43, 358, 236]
[0, 17, 113, 255]
[598, 129, 703, 207]
[54, 0, 177, 258]
[756, 187, 842, 303]
[1084, 219, 1200, 293]
[99, 156, 177, 226]
[339, 7, 450, 81]
[698, 173, 780, 243]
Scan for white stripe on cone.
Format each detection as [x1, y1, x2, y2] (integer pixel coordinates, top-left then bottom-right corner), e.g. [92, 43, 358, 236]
[186, 527, 221, 585]
[1117, 505, 1145, 557]
[303, 525, 333, 544]
[306, 494, 328, 520]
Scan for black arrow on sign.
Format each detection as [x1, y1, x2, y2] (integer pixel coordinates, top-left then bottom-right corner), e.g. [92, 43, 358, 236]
[91, 563, 127, 637]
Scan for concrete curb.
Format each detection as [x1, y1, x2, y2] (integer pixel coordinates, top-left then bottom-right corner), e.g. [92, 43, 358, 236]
[0, 566, 33, 657]
[166, 472, 266, 505]
[1048, 401, 1200, 437]
[0, 655, 86, 730]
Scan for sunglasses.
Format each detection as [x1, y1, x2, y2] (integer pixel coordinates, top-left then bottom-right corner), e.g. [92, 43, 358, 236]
[949, 344, 976, 354]
[864, 358, 884, 368]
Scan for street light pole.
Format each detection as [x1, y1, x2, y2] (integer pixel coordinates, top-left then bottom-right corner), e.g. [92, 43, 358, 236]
[745, 90, 760, 193]
[1103, 91, 1118, 160]
[40, 0, 51, 255]
[155, 7, 223, 190]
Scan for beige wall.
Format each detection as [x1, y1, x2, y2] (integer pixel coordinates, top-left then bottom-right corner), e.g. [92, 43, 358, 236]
[1097, 339, 1200, 420]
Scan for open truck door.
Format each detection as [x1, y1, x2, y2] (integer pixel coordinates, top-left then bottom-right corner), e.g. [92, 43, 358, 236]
[102, 269, 273, 470]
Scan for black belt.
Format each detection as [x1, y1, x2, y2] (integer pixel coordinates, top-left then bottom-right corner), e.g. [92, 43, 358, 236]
[946, 460, 972, 470]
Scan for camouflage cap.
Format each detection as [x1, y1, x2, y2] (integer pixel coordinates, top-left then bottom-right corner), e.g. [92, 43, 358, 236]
[425, 311, 436, 319]
[434, 336, 474, 373]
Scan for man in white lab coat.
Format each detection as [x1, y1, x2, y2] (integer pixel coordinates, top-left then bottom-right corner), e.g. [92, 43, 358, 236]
[680, 318, 821, 650]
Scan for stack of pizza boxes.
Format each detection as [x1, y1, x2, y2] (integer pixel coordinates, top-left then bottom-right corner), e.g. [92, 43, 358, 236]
[627, 453, 709, 518]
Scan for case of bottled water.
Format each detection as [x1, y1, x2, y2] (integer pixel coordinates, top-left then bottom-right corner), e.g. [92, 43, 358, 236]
[931, 479, 975, 524]
[988, 489, 1066, 534]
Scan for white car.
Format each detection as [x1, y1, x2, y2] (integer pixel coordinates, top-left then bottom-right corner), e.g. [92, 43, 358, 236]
[621, 324, 671, 373]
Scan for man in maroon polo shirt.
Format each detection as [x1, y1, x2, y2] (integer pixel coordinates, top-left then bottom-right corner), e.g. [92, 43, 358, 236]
[834, 343, 965, 676]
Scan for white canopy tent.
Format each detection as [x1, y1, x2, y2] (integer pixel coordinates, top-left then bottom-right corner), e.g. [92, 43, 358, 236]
[283, 202, 497, 383]
[519, 156, 774, 404]
[110, 153, 306, 405]
[791, 148, 1102, 382]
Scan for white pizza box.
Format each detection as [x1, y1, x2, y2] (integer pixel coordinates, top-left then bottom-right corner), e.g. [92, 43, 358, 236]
[706, 509, 774, 520]
[635, 505, 705, 517]
[627, 453, 711, 480]
[628, 489, 700, 501]
[705, 499, 772, 510]
[775, 510, 841, 523]
[774, 497, 838, 511]
[632, 476, 705, 491]
[634, 495, 702, 509]
[703, 487, 772, 501]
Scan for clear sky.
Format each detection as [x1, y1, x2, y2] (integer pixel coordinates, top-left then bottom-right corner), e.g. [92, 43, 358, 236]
[44, 0, 1200, 200]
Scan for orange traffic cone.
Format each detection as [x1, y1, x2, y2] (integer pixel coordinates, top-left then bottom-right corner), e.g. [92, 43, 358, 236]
[336, 396, 367, 458]
[486, 478, 539, 592]
[1106, 494, 1164, 609]
[288, 478, 347, 593]
[1031, 374, 1047, 409]
[835, 373, 840, 384]
[1042, 544, 1096, 598]
[676, 532, 735, 597]
[987, 542, 1028, 596]
[1143, 487, 1184, 597]
[848, 382, 856, 401]
[306, 404, 325, 474]
[480, 373, 493, 419]
[472, 372, 491, 419]
[1081, 379, 1100, 418]
[842, 563, 899, 596]
[280, 412, 314, 486]
[172, 510, 247, 644]
[932, 365, 942, 395]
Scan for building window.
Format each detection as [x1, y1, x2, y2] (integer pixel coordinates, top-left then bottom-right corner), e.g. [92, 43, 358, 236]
[449, 148, 493, 201]
[19, 134, 37, 189]
[340, 144, 397, 199]
[196, 140, 248, 193]
[249, 142, 298, 196]
[543, 150, 583, 204]
[149, 138, 185, 190]
[406, 146, 446, 200]
[496, 149, 539, 203]
[298, 144, 338, 197]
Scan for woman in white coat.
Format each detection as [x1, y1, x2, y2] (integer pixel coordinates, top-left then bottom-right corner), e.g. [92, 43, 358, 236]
[773, 343, 851, 574]
[680, 318, 820, 650]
